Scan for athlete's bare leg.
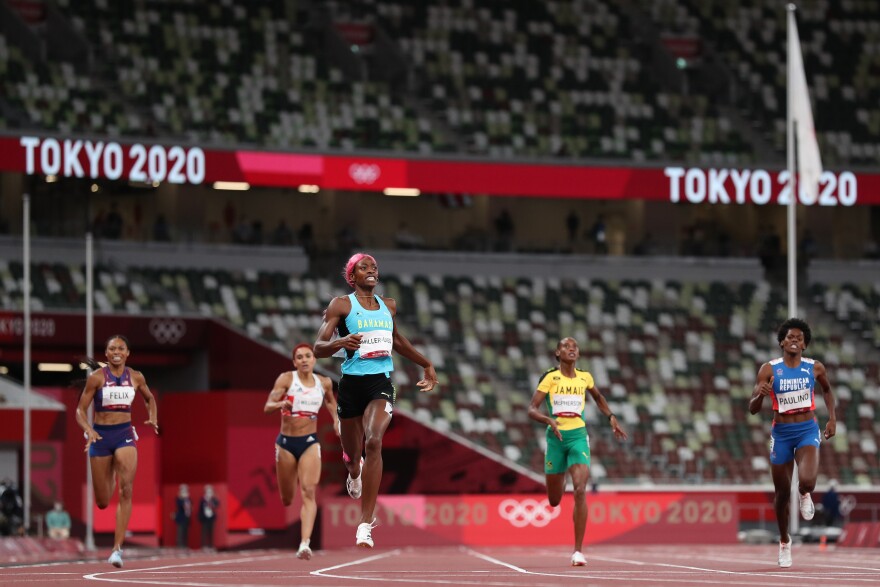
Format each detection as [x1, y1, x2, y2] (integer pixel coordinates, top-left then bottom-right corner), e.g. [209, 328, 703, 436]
[358, 399, 392, 525]
[297, 444, 321, 542]
[111, 447, 137, 552]
[771, 460, 795, 543]
[569, 463, 590, 552]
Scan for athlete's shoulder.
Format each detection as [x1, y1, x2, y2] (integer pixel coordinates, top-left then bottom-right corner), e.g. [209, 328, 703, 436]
[537, 367, 560, 386]
[575, 368, 594, 382]
[769, 357, 784, 366]
[801, 357, 816, 365]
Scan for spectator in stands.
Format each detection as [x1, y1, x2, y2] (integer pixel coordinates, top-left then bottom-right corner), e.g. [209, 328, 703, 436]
[822, 480, 841, 527]
[298, 223, 316, 258]
[314, 253, 437, 549]
[528, 337, 627, 567]
[394, 222, 425, 250]
[174, 484, 192, 548]
[270, 220, 294, 246]
[749, 318, 836, 569]
[264, 343, 339, 560]
[76, 335, 159, 568]
[589, 215, 608, 254]
[233, 216, 252, 244]
[0, 479, 23, 536]
[197, 485, 220, 550]
[799, 230, 818, 263]
[566, 211, 580, 248]
[251, 220, 264, 245]
[103, 202, 124, 239]
[46, 501, 71, 539]
[494, 209, 515, 251]
[632, 232, 656, 256]
[152, 214, 171, 242]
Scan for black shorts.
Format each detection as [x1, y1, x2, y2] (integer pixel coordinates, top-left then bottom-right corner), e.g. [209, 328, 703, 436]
[337, 373, 396, 419]
[276, 433, 319, 460]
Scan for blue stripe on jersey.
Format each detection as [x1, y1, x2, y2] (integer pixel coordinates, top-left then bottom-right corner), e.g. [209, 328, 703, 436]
[340, 293, 394, 375]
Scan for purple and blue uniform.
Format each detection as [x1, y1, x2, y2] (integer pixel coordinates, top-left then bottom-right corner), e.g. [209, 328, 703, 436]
[89, 367, 138, 457]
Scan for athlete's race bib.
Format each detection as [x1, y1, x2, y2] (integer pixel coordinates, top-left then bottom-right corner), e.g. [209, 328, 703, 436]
[776, 388, 812, 413]
[100, 386, 135, 410]
[359, 330, 393, 359]
[551, 394, 583, 417]
[288, 389, 322, 416]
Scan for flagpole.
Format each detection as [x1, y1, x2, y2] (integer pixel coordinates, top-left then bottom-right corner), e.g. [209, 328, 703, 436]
[786, 2, 800, 538]
[786, 3, 798, 320]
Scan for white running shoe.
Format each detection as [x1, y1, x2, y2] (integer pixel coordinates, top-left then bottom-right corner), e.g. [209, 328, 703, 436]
[346, 457, 364, 499]
[799, 492, 815, 521]
[571, 551, 587, 566]
[296, 542, 312, 560]
[356, 519, 378, 548]
[778, 541, 792, 568]
[108, 549, 124, 568]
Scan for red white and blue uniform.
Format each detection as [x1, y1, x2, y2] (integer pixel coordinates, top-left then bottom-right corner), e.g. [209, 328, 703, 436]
[276, 372, 323, 460]
[768, 357, 821, 465]
[89, 367, 138, 457]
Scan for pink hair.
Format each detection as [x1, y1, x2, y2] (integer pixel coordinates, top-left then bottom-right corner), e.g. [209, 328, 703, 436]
[343, 253, 376, 288]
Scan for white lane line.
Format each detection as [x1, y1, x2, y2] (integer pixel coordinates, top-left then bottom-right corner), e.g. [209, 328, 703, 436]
[83, 553, 290, 586]
[467, 548, 874, 587]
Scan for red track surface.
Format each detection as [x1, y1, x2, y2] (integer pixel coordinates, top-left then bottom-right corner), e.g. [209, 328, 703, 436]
[2, 544, 880, 587]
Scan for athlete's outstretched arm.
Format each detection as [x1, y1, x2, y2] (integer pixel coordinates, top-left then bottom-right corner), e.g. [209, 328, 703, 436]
[587, 386, 627, 440]
[814, 360, 836, 439]
[319, 375, 341, 436]
[528, 390, 560, 440]
[384, 297, 437, 391]
[133, 370, 159, 434]
[314, 297, 361, 358]
[76, 371, 103, 452]
[749, 362, 773, 414]
[264, 372, 293, 414]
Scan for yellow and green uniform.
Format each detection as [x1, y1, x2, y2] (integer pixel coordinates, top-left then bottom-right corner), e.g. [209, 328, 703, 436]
[536, 367, 593, 474]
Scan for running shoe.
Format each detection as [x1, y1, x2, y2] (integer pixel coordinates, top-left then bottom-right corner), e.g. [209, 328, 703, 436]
[356, 519, 378, 548]
[108, 549, 124, 568]
[799, 492, 815, 521]
[296, 542, 312, 560]
[778, 540, 792, 568]
[571, 551, 587, 566]
[346, 457, 364, 499]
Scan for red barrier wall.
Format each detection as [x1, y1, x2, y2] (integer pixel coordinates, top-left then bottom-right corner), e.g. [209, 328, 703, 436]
[322, 492, 739, 547]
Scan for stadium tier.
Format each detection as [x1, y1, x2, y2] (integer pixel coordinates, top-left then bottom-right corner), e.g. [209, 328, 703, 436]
[3, 257, 878, 485]
[10, 0, 880, 162]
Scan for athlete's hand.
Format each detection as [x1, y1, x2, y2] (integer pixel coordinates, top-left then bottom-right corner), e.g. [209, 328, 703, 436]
[339, 333, 363, 351]
[610, 416, 628, 441]
[145, 419, 160, 436]
[823, 419, 836, 440]
[757, 376, 773, 396]
[279, 399, 293, 413]
[416, 365, 438, 392]
[84, 429, 102, 453]
[333, 418, 342, 437]
[549, 420, 562, 441]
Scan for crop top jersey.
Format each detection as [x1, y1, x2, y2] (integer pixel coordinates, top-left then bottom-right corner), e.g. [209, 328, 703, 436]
[281, 371, 324, 419]
[337, 293, 394, 375]
[770, 357, 816, 414]
[95, 366, 136, 413]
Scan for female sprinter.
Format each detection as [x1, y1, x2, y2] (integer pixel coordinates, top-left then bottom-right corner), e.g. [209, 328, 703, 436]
[528, 337, 627, 566]
[314, 253, 437, 548]
[749, 317, 836, 568]
[76, 335, 158, 568]
[264, 343, 339, 560]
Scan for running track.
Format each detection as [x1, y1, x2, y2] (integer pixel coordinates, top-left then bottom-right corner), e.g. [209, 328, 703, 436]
[3, 545, 880, 587]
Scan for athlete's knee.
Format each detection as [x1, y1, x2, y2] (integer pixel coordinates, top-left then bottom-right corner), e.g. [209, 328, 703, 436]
[775, 488, 791, 505]
[118, 480, 134, 502]
[300, 484, 317, 502]
[799, 479, 816, 494]
[572, 485, 587, 503]
[96, 498, 110, 510]
[363, 434, 383, 455]
[548, 494, 562, 507]
[281, 493, 294, 507]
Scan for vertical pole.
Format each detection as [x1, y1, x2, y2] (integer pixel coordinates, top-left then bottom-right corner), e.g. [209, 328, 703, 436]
[22, 194, 31, 535]
[85, 231, 95, 551]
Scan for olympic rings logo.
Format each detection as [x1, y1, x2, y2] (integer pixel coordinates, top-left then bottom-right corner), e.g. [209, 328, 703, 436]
[148, 318, 187, 344]
[498, 498, 560, 528]
[348, 163, 381, 185]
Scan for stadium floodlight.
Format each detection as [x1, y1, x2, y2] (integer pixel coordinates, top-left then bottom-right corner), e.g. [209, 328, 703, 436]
[37, 363, 74, 372]
[212, 181, 250, 191]
[298, 184, 320, 193]
[383, 187, 420, 197]
[0, 366, 7, 374]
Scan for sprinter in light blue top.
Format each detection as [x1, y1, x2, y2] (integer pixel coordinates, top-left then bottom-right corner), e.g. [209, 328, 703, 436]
[338, 292, 395, 375]
[314, 253, 437, 550]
